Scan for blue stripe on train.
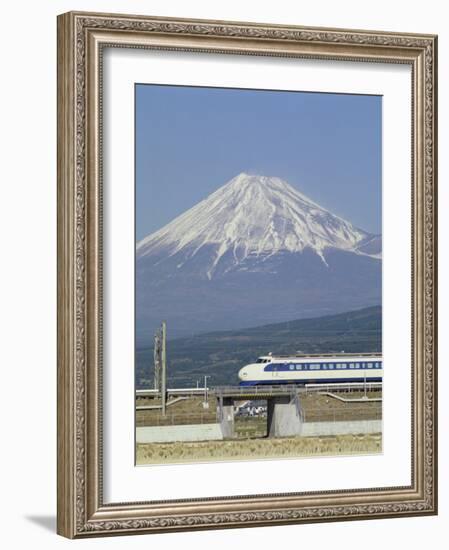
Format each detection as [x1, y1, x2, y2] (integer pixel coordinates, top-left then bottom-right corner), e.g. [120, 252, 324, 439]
[239, 377, 382, 386]
[264, 362, 382, 372]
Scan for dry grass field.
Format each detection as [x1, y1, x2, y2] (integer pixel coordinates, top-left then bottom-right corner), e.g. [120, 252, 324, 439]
[136, 396, 216, 427]
[301, 391, 382, 422]
[136, 433, 382, 465]
[136, 390, 382, 428]
[136, 389, 382, 464]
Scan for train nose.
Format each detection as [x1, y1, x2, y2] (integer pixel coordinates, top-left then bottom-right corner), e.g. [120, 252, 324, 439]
[238, 367, 248, 380]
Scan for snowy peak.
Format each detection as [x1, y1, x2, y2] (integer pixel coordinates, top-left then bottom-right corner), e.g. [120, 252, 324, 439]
[220, 172, 319, 207]
[137, 172, 380, 276]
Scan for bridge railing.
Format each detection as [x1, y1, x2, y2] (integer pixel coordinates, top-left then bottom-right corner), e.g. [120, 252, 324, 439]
[136, 382, 383, 400]
[212, 385, 299, 397]
[304, 382, 382, 394]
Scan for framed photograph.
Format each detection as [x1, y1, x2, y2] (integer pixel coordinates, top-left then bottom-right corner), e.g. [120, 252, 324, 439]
[57, 11, 438, 538]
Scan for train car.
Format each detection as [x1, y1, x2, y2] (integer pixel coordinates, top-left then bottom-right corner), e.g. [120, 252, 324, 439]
[238, 353, 382, 386]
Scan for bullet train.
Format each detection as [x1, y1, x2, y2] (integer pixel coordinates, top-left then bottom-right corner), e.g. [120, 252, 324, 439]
[238, 353, 382, 386]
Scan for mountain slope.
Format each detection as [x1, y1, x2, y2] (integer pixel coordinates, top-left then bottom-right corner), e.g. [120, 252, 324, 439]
[136, 173, 381, 343]
[137, 172, 379, 278]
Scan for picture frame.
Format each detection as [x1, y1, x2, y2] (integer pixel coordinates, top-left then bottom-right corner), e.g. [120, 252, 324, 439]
[57, 11, 438, 538]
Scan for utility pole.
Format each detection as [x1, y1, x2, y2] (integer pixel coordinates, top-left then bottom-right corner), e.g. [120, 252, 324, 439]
[203, 375, 210, 409]
[153, 328, 161, 391]
[363, 370, 367, 400]
[161, 321, 167, 416]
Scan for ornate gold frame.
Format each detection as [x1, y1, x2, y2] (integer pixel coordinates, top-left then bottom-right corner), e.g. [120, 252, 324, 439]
[57, 11, 438, 538]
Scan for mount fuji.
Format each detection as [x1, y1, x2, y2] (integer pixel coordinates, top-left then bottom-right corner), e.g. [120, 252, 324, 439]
[136, 173, 381, 344]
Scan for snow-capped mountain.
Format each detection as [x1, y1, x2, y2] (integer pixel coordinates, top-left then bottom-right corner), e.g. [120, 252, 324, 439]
[136, 173, 381, 344]
[137, 172, 380, 278]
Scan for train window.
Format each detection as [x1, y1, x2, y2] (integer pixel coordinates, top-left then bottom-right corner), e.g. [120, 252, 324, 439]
[368, 362, 373, 368]
[289, 364, 294, 370]
[355, 363, 360, 368]
[349, 363, 354, 368]
[328, 363, 334, 369]
[341, 363, 347, 368]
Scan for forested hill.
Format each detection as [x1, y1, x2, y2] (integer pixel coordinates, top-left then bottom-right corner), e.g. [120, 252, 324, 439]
[136, 305, 382, 388]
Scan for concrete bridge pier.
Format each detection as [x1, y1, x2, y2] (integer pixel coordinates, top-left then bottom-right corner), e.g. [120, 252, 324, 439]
[218, 396, 235, 439]
[267, 394, 303, 438]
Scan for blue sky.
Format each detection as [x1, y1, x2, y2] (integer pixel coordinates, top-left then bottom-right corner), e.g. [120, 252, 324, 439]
[135, 84, 382, 241]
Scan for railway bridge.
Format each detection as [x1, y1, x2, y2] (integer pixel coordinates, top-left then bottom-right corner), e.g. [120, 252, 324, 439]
[141, 322, 382, 440]
[136, 383, 381, 438]
[212, 385, 304, 438]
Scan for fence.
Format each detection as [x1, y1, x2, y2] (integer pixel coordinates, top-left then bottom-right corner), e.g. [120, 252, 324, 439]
[136, 410, 217, 427]
[302, 406, 382, 423]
